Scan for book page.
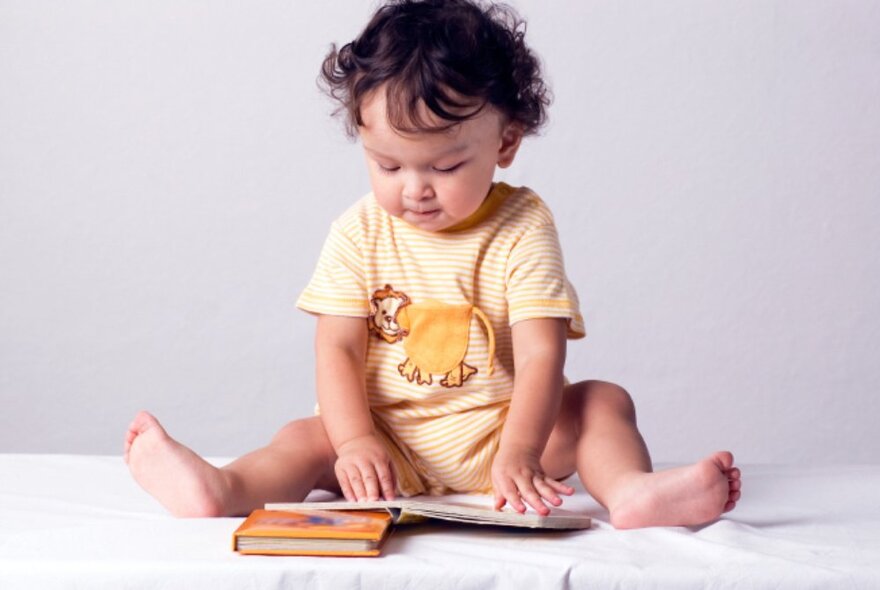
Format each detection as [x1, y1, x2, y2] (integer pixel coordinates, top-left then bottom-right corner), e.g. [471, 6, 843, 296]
[267, 494, 591, 530]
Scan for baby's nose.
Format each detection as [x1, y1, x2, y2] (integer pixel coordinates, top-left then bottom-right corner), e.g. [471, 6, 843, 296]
[402, 173, 433, 201]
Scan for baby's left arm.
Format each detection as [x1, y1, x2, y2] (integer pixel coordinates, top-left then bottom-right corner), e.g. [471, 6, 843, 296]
[493, 317, 574, 515]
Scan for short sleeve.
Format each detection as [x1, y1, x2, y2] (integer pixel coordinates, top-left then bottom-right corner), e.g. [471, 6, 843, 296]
[297, 222, 370, 317]
[505, 223, 585, 339]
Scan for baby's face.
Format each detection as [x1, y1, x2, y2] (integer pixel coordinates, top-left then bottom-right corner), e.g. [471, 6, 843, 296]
[358, 89, 522, 232]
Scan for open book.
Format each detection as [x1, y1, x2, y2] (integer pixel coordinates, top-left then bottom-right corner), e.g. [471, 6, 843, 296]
[266, 494, 591, 530]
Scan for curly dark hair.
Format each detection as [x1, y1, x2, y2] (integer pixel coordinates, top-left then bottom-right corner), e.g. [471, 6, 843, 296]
[319, 0, 550, 136]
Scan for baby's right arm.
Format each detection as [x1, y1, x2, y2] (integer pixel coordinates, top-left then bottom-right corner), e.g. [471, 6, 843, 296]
[315, 314, 397, 501]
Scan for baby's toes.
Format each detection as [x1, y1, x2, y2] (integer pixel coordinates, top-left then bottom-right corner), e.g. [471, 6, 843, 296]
[724, 487, 741, 510]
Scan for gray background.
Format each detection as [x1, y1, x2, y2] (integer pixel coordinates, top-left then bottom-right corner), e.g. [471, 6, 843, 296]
[1, 1, 878, 464]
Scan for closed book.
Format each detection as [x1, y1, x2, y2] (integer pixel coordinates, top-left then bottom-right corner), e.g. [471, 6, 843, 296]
[232, 508, 393, 557]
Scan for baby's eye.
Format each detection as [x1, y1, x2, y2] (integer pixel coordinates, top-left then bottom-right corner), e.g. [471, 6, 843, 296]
[433, 162, 464, 174]
[377, 163, 400, 173]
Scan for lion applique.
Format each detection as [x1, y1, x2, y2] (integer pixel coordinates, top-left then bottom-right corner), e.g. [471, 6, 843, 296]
[369, 284, 410, 343]
[368, 285, 496, 388]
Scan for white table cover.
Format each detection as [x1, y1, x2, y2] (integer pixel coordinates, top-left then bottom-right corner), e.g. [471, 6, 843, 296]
[1, 454, 878, 589]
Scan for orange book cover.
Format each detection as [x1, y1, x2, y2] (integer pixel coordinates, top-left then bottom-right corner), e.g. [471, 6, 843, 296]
[232, 508, 393, 557]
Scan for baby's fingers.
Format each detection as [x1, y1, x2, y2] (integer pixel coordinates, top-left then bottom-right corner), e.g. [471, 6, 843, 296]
[516, 478, 551, 516]
[364, 463, 396, 500]
[360, 468, 381, 501]
[542, 477, 575, 497]
[533, 477, 564, 507]
[348, 469, 370, 501]
[336, 469, 357, 502]
[378, 465, 397, 501]
[494, 477, 527, 513]
[536, 477, 574, 506]
[335, 462, 369, 502]
[493, 492, 506, 511]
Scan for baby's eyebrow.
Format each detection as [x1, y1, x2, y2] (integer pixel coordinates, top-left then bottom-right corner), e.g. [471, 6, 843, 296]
[363, 143, 469, 160]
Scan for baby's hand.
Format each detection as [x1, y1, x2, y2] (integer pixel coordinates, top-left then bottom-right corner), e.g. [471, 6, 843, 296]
[334, 434, 397, 502]
[491, 446, 574, 515]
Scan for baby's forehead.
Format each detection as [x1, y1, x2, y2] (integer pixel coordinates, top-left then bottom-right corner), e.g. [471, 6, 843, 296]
[359, 85, 495, 134]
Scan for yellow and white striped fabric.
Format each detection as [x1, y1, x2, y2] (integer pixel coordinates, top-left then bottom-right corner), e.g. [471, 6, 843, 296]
[298, 182, 584, 495]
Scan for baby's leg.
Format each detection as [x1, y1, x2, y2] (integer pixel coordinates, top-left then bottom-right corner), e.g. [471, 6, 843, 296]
[541, 381, 741, 529]
[124, 411, 338, 517]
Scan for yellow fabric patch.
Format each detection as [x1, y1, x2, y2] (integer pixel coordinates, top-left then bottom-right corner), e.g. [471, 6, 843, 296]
[398, 300, 473, 374]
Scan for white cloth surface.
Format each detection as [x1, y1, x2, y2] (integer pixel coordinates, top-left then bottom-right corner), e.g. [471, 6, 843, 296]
[0, 454, 878, 589]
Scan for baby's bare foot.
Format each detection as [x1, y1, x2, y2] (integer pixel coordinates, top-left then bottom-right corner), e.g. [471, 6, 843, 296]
[125, 411, 231, 517]
[609, 451, 741, 529]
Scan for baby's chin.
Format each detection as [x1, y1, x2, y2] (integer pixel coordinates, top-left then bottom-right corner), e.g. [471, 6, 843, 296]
[399, 209, 451, 231]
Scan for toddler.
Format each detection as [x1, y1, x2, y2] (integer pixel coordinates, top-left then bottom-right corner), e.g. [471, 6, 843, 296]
[125, 0, 740, 528]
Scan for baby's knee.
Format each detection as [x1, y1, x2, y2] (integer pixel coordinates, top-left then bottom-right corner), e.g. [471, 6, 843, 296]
[270, 417, 334, 459]
[574, 380, 636, 420]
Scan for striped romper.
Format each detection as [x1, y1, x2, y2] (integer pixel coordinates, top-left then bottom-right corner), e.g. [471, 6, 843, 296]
[298, 182, 585, 496]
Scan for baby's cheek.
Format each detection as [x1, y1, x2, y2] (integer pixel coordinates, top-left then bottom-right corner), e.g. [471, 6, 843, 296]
[447, 191, 484, 218]
[374, 191, 404, 217]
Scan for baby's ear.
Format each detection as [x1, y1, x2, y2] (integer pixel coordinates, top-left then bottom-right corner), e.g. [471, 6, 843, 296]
[497, 121, 524, 169]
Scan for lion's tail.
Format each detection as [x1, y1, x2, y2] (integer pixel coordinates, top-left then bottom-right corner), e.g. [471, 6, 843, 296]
[471, 306, 496, 376]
